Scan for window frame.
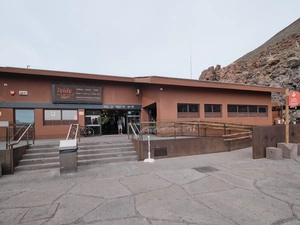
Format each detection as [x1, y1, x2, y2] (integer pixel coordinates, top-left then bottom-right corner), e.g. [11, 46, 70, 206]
[204, 104, 222, 118]
[227, 105, 268, 117]
[44, 109, 78, 126]
[177, 103, 199, 118]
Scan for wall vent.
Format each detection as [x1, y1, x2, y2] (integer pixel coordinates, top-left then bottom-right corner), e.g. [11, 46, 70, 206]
[154, 147, 167, 157]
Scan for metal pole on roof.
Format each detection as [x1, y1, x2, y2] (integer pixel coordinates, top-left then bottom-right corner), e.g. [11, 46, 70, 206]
[285, 89, 289, 143]
[190, 44, 192, 79]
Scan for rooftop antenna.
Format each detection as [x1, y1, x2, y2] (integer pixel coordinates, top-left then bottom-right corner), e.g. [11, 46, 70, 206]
[190, 44, 192, 79]
[27, 65, 30, 69]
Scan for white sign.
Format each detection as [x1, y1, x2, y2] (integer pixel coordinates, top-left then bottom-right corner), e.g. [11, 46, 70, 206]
[0, 121, 9, 127]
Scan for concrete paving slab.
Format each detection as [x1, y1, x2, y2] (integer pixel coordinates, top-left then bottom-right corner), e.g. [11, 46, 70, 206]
[82, 196, 136, 223]
[19, 219, 49, 225]
[209, 171, 257, 190]
[20, 204, 59, 223]
[151, 221, 197, 225]
[120, 173, 172, 194]
[183, 175, 235, 195]
[87, 218, 151, 225]
[45, 193, 104, 225]
[69, 178, 132, 199]
[281, 219, 300, 225]
[195, 188, 293, 225]
[153, 168, 206, 185]
[135, 185, 234, 225]
[256, 177, 300, 205]
[0, 208, 28, 225]
[0, 146, 300, 225]
[218, 165, 267, 181]
[0, 184, 73, 208]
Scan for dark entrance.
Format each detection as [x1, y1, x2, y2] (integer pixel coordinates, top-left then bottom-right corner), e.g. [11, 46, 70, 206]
[101, 110, 127, 135]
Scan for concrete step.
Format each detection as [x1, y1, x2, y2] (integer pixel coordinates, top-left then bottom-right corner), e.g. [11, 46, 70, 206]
[78, 155, 138, 166]
[78, 143, 133, 150]
[29, 144, 58, 149]
[23, 152, 59, 159]
[15, 140, 137, 172]
[78, 151, 137, 160]
[26, 148, 59, 154]
[78, 147, 135, 155]
[19, 157, 59, 166]
[14, 162, 59, 172]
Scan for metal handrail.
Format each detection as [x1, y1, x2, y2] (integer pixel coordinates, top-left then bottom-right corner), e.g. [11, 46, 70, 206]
[8, 123, 35, 174]
[128, 123, 138, 138]
[66, 124, 79, 141]
[8, 124, 35, 146]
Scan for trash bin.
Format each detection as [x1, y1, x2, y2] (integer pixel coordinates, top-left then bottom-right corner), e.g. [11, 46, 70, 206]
[59, 139, 78, 174]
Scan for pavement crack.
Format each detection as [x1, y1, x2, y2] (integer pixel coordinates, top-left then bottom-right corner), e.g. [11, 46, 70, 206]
[271, 216, 299, 225]
[293, 158, 300, 164]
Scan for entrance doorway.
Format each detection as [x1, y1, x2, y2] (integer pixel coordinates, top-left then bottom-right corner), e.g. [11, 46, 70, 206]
[100, 110, 140, 135]
[101, 110, 126, 135]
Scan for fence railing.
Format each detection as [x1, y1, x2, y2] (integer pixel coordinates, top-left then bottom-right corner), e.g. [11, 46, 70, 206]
[129, 120, 252, 141]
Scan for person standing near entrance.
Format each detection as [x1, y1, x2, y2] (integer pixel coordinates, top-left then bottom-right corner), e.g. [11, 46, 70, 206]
[117, 117, 123, 134]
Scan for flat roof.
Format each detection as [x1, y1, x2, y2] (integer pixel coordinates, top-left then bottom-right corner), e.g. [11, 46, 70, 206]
[0, 66, 285, 93]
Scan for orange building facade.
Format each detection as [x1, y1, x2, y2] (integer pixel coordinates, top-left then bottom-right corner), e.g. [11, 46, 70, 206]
[0, 67, 285, 139]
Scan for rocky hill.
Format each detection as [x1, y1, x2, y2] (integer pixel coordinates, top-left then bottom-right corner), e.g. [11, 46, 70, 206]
[199, 18, 300, 122]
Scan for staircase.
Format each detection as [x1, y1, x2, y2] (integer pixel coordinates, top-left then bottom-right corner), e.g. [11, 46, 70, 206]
[14, 139, 138, 172]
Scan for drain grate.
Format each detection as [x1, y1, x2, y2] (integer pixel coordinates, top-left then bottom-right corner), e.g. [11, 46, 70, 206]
[193, 166, 219, 173]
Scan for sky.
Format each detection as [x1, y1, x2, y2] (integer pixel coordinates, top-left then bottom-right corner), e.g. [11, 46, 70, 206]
[0, 1, 299, 80]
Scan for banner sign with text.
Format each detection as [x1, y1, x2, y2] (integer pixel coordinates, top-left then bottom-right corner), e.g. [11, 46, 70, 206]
[52, 84, 102, 104]
[289, 91, 300, 107]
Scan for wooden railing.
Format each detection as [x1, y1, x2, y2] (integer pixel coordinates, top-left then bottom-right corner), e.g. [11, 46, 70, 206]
[129, 120, 253, 141]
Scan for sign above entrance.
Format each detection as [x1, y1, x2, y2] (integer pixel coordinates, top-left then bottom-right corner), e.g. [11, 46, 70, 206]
[52, 85, 102, 104]
[288, 91, 300, 107]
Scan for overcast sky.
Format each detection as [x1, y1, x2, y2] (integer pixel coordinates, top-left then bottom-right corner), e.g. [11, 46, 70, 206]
[0, 1, 299, 79]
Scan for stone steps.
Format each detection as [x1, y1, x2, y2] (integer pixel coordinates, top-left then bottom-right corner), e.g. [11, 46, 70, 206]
[14, 140, 137, 172]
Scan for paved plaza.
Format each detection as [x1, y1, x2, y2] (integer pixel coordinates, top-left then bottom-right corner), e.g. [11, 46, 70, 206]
[0, 144, 300, 225]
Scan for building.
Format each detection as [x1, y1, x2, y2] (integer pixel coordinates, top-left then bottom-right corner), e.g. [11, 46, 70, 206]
[0, 67, 285, 139]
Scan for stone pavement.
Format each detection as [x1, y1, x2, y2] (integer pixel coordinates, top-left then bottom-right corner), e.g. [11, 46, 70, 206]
[1, 146, 300, 225]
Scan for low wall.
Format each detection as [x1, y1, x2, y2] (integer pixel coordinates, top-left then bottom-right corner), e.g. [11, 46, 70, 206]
[0, 145, 29, 175]
[133, 136, 251, 161]
[252, 124, 300, 159]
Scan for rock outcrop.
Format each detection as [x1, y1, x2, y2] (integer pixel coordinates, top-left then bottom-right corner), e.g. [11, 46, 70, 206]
[199, 18, 300, 122]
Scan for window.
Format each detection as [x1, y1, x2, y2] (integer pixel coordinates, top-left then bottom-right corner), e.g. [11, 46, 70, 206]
[15, 109, 34, 124]
[178, 104, 199, 118]
[227, 105, 268, 117]
[44, 110, 78, 125]
[204, 104, 222, 118]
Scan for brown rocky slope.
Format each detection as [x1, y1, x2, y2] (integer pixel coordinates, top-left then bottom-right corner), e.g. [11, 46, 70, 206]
[199, 18, 300, 122]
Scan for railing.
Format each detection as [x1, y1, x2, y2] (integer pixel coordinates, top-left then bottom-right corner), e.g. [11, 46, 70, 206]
[128, 120, 252, 141]
[7, 123, 35, 174]
[67, 124, 80, 141]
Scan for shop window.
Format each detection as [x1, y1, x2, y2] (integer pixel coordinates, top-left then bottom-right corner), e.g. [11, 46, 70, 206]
[44, 110, 78, 125]
[227, 105, 268, 117]
[204, 104, 222, 118]
[178, 104, 199, 118]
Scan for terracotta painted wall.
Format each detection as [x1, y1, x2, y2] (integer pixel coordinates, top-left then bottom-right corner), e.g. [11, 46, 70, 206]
[143, 85, 274, 125]
[1, 74, 142, 105]
[1, 74, 142, 139]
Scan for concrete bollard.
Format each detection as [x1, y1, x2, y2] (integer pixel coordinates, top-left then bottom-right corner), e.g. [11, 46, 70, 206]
[277, 143, 298, 159]
[266, 147, 282, 160]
